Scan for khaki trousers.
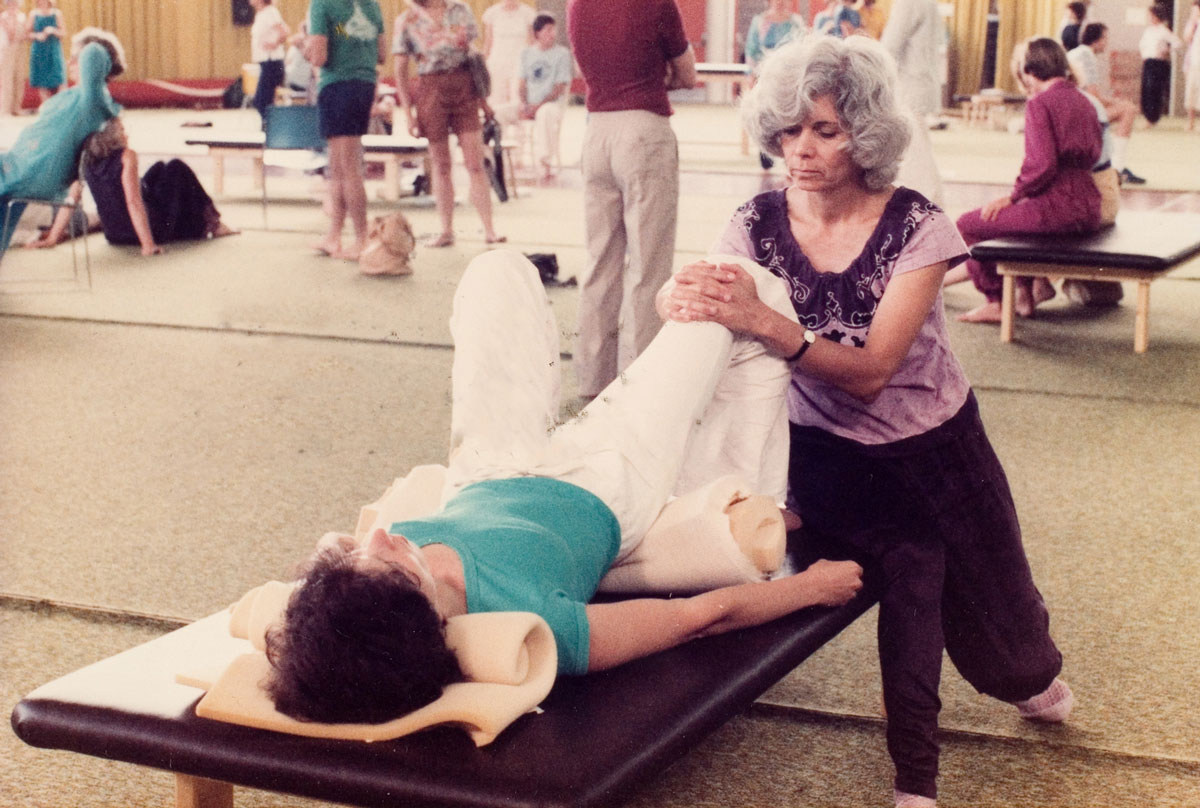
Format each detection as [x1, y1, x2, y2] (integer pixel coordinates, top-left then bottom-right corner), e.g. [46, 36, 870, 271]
[575, 110, 679, 397]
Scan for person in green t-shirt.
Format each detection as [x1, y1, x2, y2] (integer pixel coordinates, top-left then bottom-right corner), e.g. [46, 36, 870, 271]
[303, 0, 386, 260]
[264, 249, 864, 726]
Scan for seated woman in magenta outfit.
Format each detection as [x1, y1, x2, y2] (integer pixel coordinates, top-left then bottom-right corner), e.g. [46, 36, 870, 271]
[656, 35, 1073, 808]
[950, 37, 1103, 323]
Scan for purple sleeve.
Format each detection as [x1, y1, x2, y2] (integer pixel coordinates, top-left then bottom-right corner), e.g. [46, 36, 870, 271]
[658, 0, 691, 60]
[1012, 95, 1058, 202]
[711, 208, 754, 257]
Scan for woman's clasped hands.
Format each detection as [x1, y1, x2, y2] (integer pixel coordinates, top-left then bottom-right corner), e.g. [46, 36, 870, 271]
[659, 260, 770, 335]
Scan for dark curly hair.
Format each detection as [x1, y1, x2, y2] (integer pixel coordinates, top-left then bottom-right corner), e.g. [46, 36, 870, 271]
[264, 547, 464, 724]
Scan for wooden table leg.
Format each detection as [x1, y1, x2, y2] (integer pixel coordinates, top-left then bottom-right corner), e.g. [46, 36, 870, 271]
[212, 154, 225, 196]
[176, 774, 233, 808]
[999, 272, 1016, 343]
[383, 155, 399, 201]
[1135, 280, 1151, 353]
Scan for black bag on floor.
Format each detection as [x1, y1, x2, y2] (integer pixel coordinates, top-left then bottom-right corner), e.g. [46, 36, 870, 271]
[481, 116, 508, 202]
[222, 78, 245, 109]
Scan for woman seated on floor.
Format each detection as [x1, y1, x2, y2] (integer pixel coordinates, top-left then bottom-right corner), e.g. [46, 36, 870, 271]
[27, 118, 237, 256]
[263, 249, 863, 726]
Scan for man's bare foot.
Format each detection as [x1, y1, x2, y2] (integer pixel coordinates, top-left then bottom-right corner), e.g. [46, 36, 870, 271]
[956, 301, 1003, 323]
[313, 238, 341, 256]
[210, 222, 240, 238]
[426, 232, 454, 248]
[942, 264, 971, 286]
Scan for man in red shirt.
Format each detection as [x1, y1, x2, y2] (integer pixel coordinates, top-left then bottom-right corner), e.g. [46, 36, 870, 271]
[567, 0, 696, 400]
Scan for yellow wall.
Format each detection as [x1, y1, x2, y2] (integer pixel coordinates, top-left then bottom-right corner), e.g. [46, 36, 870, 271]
[53, 0, 1054, 95]
[51, 0, 499, 82]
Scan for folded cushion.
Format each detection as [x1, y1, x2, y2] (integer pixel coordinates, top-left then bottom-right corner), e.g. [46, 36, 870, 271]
[178, 581, 556, 746]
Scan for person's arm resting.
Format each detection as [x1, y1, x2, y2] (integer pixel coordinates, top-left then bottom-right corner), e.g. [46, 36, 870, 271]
[666, 44, 697, 90]
[120, 150, 161, 256]
[585, 559, 862, 671]
[304, 33, 328, 67]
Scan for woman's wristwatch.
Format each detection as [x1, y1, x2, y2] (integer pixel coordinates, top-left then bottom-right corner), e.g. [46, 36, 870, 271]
[784, 328, 817, 363]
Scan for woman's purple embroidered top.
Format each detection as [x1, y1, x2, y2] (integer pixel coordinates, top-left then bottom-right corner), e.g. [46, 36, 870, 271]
[713, 186, 971, 445]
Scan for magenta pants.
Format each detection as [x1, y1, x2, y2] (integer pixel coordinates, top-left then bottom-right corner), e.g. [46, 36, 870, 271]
[957, 184, 1101, 302]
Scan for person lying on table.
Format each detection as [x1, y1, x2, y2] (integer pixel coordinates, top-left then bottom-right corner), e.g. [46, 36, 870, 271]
[264, 249, 863, 725]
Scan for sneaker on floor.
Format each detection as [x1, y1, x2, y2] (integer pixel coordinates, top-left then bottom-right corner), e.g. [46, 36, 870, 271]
[1015, 677, 1075, 723]
[895, 789, 937, 808]
[1119, 167, 1147, 185]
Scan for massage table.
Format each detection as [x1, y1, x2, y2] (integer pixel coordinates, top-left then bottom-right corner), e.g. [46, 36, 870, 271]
[183, 132, 430, 201]
[12, 533, 878, 808]
[970, 210, 1200, 353]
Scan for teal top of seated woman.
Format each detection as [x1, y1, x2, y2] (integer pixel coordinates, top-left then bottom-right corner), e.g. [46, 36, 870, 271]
[0, 38, 121, 249]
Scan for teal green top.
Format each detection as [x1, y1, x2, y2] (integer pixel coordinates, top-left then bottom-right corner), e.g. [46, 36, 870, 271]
[307, 0, 384, 90]
[391, 478, 622, 676]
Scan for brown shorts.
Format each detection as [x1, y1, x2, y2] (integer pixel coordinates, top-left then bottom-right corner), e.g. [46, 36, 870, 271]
[415, 66, 481, 143]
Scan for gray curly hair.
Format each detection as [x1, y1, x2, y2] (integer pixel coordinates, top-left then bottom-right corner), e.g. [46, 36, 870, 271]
[741, 35, 911, 192]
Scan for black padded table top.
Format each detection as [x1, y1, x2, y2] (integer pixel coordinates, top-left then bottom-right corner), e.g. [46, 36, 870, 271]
[12, 551, 877, 808]
[970, 211, 1200, 271]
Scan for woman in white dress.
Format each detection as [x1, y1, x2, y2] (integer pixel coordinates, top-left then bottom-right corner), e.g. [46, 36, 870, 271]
[481, 0, 535, 108]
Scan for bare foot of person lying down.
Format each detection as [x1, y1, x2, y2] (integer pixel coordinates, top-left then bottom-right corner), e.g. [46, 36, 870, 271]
[956, 301, 1003, 323]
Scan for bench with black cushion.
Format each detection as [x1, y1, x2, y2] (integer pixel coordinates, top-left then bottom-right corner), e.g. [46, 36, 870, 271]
[11, 535, 878, 808]
[970, 210, 1200, 353]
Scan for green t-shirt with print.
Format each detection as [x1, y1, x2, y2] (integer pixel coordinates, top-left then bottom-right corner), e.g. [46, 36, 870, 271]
[308, 0, 384, 89]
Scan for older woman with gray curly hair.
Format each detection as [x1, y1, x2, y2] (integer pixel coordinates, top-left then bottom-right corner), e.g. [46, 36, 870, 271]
[657, 35, 1072, 808]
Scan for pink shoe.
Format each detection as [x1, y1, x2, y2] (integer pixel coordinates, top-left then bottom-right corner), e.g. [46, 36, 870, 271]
[1015, 677, 1075, 723]
[894, 789, 936, 808]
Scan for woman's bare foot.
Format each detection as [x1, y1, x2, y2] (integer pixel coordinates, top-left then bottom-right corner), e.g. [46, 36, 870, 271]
[313, 237, 341, 257]
[426, 232, 454, 248]
[956, 301, 1003, 323]
[1014, 285, 1035, 318]
[942, 264, 971, 286]
[209, 222, 240, 238]
[485, 234, 507, 245]
[340, 242, 364, 261]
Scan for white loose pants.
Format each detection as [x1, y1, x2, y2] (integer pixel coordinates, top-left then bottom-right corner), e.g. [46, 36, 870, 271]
[446, 250, 797, 558]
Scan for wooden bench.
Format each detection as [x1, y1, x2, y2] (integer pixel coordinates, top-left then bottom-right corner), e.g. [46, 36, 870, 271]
[11, 537, 877, 808]
[970, 211, 1200, 353]
[184, 133, 430, 201]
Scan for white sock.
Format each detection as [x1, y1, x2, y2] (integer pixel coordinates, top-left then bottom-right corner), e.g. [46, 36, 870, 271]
[1112, 136, 1129, 173]
[1014, 677, 1075, 722]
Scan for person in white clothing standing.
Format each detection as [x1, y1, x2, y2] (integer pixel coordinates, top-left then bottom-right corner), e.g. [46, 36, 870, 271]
[0, 0, 25, 116]
[249, 0, 290, 122]
[481, 0, 535, 109]
[881, 0, 945, 205]
[1139, 2, 1182, 126]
